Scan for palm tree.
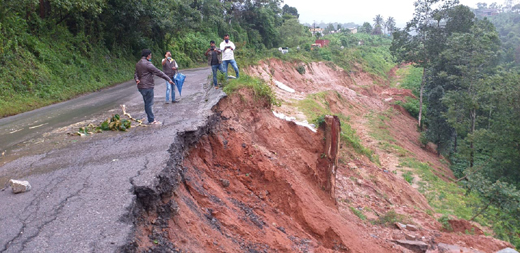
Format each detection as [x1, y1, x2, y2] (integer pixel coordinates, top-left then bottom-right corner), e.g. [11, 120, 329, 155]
[373, 14, 384, 28]
[385, 16, 396, 35]
[373, 14, 384, 35]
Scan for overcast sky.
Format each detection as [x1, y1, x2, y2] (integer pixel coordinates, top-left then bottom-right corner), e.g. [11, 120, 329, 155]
[281, 0, 507, 27]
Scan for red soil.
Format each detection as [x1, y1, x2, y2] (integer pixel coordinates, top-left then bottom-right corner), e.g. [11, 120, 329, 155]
[133, 59, 514, 252]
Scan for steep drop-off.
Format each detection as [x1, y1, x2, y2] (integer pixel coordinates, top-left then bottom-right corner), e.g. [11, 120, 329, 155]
[127, 59, 514, 252]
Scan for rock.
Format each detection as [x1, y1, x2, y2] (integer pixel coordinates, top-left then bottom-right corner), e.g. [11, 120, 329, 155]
[9, 179, 31, 194]
[404, 232, 416, 241]
[406, 224, 419, 231]
[496, 248, 519, 253]
[220, 179, 230, 188]
[437, 243, 485, 253]
[395, 222, 407, 230]
[394, 240, 428, 253]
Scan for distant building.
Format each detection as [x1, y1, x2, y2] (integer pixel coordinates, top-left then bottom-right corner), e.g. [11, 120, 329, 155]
[476, 8, 499, 16]
[315, 40, 330, 47]
[309, 27, 324, 35]
[348, 27, 357, 34]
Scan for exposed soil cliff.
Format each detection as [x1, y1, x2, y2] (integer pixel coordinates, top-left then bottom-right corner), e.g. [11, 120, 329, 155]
[128, 59, 514, 252]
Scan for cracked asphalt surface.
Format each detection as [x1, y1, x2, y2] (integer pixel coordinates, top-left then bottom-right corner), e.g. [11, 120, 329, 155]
[0, 67, 225, 252]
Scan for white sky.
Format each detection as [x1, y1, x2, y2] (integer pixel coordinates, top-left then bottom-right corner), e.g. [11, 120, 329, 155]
[281, 0, 507, 27]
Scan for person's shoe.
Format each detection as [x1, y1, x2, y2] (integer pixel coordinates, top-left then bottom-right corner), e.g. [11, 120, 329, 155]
[165, 101, 170, 104]
[149, 120, 162, 125]
[215, 86, 219, 89]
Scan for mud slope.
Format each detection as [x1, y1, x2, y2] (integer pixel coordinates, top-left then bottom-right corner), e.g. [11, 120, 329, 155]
[126, 59, 514, 252]
[129, 90, 397, 252]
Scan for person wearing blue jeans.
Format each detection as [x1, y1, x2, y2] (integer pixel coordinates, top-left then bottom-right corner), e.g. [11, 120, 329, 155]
[219, 34, 239, 79]
[134, 49, 173, 125]
[162, 51, 178, 103]
[205, 40, 224, 88]
[138, 88, 155, 123]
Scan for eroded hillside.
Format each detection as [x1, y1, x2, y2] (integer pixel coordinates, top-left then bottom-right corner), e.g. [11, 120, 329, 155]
[127, 59, 514, 252]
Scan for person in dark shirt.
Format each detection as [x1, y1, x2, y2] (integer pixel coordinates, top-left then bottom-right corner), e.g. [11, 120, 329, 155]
[161, 51, 178, 103]
[134, 49, 173, 125]
[205, 41, 223, 89]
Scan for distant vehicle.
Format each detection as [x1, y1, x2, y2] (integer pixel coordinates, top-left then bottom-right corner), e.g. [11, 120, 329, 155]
[279, 47, 289, 54]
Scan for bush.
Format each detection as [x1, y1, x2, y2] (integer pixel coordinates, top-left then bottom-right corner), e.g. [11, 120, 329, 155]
[403, 171, 414, 184]
[438, 215, 453, 231]
[374, 210, 408, 226]
[295, 64, 306, 74]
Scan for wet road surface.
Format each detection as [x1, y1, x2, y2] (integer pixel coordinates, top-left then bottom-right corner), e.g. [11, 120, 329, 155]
[0, 67, 226, 252]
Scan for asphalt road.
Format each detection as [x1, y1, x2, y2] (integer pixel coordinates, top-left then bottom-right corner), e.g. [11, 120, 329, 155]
[0, 67, 226, 252]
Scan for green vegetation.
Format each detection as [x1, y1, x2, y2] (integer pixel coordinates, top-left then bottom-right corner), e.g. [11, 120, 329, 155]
[296, 91, 377, 163]
[222, 75, 279, 106]
[390, 1, 520, 247]
[373, 210, 408, 226]
[402, 171, 414, 184]
[0, 0, 310, 117]
[76, 114, 133, 136]
[350, 207, 367, 220]
[438, 215, 453, 231]
[0, 28, 134, 117]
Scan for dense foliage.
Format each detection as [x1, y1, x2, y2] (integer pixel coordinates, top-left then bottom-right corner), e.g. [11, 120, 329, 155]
[0, 0, 309, 117]
[391, 0, 520, 247]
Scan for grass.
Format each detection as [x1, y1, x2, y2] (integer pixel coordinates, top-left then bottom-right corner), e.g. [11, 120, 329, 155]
[373, 210, 409, 227]
[296, 91, 377, 162]
[350, 207, 367, 220]
[222, 74, 279, 106]
[402, 171, 414, 184]
[366, 109, 396, 143]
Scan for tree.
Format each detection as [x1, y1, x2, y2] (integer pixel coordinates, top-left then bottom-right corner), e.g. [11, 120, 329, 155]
[325, 23, 335, 34]
[373, 14, 384, 28]
[373, 15, 384, 35]
[440, 18, 500, 167]
[359, 22, 373, 34]
[390, 0, 459, 130]
[385, 16, 396, 35]
[282, 4, 299, 18]
[278, 15, 310, 47]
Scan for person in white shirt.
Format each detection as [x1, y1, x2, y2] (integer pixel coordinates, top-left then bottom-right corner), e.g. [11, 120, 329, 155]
[219, 34, 239, 79]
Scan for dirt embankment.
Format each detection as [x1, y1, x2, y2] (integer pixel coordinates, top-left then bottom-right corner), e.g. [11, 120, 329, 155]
[128, 59, 514, 252]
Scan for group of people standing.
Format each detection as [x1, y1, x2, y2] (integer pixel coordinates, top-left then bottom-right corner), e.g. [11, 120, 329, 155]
[133, 34, 240, 125]
[205, 34, 240, 89]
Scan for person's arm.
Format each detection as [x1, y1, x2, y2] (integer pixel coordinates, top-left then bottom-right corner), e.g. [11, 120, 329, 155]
[161, 58, 166, 66]
[205, 48, 211, 56]
[220, 42, 225, 51]
[230, 42, 236, 50]
[172, 60, 178, 70]
[149, 63, 173, 83]
[134, 70, 140, 85]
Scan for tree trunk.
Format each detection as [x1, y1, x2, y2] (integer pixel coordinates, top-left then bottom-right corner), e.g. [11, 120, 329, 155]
[470, 202, 491, 221]
[418, 68, 426, 130]
[39, 0, 45, 18]
[470, 109, 476, 168]
[453, 130, 458, 153]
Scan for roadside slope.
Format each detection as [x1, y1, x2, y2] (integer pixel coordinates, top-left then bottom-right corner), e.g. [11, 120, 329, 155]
[129, 59, 514, 252]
